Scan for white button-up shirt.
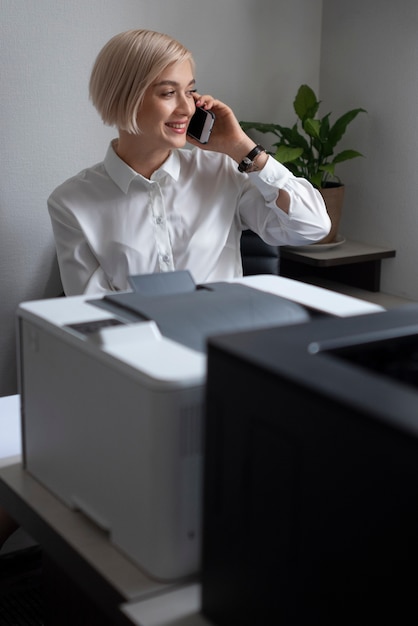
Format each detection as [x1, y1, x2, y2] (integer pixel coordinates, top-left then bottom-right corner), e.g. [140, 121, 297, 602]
[48, 141, 330, 295]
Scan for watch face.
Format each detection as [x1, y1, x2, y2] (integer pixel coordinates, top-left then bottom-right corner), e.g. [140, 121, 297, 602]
[238, 157, 253, 172]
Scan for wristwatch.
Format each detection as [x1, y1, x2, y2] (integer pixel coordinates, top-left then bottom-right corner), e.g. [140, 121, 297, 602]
[238, 144, 266, 173]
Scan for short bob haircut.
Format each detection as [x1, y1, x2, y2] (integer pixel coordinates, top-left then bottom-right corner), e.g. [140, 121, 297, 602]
[89, 29, 195, 134]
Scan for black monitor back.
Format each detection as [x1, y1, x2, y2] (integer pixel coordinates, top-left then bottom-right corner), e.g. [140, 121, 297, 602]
[202, 305, 418, 626]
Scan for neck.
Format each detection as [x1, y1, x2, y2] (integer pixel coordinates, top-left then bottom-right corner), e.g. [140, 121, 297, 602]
[113, 134, 171, 179]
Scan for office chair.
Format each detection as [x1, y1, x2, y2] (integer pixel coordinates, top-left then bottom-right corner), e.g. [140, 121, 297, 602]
[240, 230, 280, 276]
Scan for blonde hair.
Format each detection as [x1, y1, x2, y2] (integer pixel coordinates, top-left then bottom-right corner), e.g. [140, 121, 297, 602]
[89, 29, 195, 134]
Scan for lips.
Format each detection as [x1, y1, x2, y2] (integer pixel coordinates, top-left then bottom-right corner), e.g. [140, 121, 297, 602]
[166, 122, 187, 131]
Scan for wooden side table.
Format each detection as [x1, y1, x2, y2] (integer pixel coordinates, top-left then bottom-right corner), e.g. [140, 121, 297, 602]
[280, 239, 396, 292]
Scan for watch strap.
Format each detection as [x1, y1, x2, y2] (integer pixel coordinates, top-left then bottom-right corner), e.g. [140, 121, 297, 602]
[238, 145, 266, 173]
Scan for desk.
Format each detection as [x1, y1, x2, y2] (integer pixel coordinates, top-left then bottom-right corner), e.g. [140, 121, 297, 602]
[0, 460, 180, 625]
[0, 461, 210, 626]
[121, 584, 211, 626]
[280, 239, 396, 292]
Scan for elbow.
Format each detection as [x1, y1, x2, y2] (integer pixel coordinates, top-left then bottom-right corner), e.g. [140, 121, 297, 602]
[309, 189, 332, 242]
[312, 212, 332, 242]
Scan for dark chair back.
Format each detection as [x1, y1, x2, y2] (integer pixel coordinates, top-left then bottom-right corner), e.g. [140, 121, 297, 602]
[240, 230, 280, 276]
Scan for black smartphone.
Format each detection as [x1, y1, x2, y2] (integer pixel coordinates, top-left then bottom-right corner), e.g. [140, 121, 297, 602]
[187, 106, 215, 144]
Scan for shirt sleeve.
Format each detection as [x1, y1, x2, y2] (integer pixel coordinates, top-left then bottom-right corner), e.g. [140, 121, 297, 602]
[240, 156, 331, 246]
[48, 196, 113, 296]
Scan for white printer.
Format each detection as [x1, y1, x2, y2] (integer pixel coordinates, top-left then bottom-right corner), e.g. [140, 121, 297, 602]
[16, 273, 383, 581]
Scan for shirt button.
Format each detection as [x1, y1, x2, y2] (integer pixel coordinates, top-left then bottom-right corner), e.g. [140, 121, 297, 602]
[162, 254, 170, 264]
[155, 216, 164, 225]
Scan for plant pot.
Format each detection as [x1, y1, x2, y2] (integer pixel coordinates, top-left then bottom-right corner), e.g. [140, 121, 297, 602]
[316, 183, 345, 244]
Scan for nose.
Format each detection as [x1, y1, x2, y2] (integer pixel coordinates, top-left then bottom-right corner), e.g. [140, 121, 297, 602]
[176, 93, 195, 117]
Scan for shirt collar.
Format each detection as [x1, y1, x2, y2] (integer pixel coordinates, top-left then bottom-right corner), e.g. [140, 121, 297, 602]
[104, 140, 181, 193]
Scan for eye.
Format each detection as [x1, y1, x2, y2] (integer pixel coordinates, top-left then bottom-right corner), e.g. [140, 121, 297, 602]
[187, 89, 197, 98]
[162, 90, 176, 98]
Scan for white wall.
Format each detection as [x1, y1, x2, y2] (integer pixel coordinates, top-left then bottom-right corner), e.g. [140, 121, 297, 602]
[0, 0, 323, 396]
[320, 0, 418, 301]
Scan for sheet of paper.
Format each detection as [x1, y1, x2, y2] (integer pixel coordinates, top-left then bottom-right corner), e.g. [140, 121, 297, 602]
[233, 275, 384, 317]
[121, 584, 211, 626]
[0, 394, 21, 459]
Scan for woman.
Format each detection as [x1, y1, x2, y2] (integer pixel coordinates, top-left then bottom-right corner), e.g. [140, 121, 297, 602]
[48, 29, 330, 295]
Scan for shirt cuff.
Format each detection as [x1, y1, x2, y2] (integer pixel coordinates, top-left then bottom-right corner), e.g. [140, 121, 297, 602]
[248, 155, 291, 202]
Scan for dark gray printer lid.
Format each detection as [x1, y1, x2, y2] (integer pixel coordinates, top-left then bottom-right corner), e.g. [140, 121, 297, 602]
[92, 272, 310, 353]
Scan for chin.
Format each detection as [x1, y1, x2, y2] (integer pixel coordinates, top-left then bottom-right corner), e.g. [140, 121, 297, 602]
[174, 135, 188, 147]
[164, 132, 187, 149]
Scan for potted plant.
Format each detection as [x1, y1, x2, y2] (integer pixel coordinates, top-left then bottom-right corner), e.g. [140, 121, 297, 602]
[240, 84, 366, 244]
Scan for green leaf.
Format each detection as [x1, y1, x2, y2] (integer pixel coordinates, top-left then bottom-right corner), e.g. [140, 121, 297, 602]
[319, 113, 330, 139]
[303, 118, 321, 140]
[274, 145, 304, 164]
[294, 84, 320, 121]
[239, 121, 281, 136]
[319, 163, 336, 176]
[276, 124, 310, 150]
[332, 149, 364, 163]
[310, 171, 324, 188]
[328, 108, 366, 150]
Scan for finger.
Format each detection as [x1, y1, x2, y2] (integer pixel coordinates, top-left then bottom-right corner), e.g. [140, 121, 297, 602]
[195, 95, 215, 109]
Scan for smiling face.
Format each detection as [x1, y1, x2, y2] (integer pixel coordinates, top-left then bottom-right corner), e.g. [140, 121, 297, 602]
[136, 59, 196, 154]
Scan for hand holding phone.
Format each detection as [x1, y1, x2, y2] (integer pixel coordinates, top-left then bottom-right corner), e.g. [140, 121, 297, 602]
[187, 106, 215, 144]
